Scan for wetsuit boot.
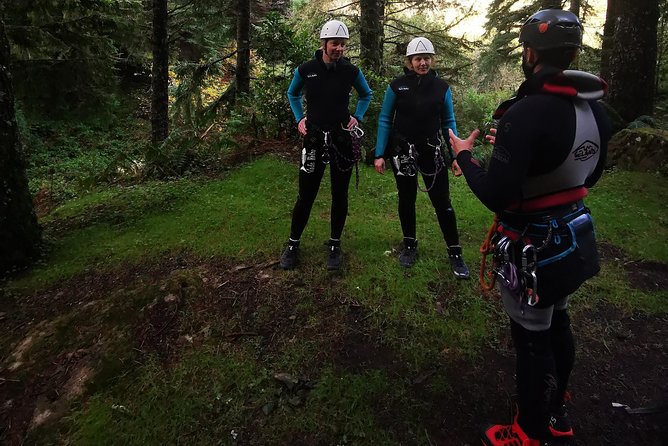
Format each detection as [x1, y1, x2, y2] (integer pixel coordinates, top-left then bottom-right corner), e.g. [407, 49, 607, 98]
[399, 238, 418, 267]
[447, 245, 469, 279]
[280, 239, 300, 270]
[327, 238, 342, 270]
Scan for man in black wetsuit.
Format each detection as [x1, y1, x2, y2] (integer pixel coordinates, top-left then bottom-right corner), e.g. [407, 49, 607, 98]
[449, 9, 611, 446]
[280, 19, 372, 271]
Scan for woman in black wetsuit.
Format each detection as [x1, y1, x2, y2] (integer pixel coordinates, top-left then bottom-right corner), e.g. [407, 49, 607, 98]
[374, 37, 469, 278]
[279, 19, 372, 271]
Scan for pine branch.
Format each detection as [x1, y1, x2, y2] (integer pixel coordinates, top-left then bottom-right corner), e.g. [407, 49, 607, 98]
[168, 1, 196, 16]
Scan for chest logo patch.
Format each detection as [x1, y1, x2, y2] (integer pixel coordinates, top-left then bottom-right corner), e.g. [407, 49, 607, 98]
[492, 146, 511, 164]
[573, 140, 599, 161]
[397, 86, 409, 91]
[307, 73, 318, 78]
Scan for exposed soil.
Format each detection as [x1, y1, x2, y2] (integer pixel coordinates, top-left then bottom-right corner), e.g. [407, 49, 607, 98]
[1, 245, 666, 445]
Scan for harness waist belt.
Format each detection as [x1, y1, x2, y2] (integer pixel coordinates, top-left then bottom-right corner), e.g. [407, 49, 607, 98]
[500, 200, 586, 226]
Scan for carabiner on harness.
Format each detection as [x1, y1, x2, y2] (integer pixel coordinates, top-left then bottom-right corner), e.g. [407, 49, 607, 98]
[393, 142, 417, 177]
[343, 124, 364, 139]
[416, 139, 445, 193]
[521, 244, 539, 306]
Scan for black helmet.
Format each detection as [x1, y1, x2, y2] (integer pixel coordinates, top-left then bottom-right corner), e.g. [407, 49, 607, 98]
[519, 9, 582, 51]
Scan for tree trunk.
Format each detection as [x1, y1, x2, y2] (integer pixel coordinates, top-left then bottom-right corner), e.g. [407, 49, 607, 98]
[359, 0, 385, 74]
[569, 0, 581, 16]
[151, 0, 169, 144]
[602, 0, 659, 121]
[600, 0, 620, 82]
[236, 0, 251, 95]
[0, 20, 41, 274]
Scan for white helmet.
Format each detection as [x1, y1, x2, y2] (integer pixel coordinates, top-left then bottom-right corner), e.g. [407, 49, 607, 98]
[320, 20, 350, 39]
[406, 37, 435, 57]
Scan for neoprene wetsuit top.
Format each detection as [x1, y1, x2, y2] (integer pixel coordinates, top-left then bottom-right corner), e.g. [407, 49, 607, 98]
[287, 49, 372, 130]
[456, 66, 611, 213]
[375, 69, 457, 158]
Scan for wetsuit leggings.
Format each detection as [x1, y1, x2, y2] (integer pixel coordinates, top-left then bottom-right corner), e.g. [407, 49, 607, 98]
[511, 307, 575, 439]
[289, 128, 354, 241]
[390, 147, 460, 247]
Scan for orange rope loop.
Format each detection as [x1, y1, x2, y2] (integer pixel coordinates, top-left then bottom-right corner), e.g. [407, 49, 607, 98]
[479, 214, 499, 294]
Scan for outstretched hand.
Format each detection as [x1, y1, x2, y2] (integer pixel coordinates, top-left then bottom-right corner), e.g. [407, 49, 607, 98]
[448, 128, 480, 157]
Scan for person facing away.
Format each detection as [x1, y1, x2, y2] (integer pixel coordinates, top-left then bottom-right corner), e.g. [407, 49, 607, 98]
[373, 37, 469, 278]
[279, 19, 372, 271]
[449, 9, 611, 446]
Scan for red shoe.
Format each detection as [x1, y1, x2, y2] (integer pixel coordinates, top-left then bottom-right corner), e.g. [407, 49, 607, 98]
[548, 391, 574, 439]
[481, 415, 565, 446]
[548, 404, 574, 439]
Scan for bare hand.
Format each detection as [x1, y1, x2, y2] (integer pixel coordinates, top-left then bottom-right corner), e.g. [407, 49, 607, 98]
[449, 128, 480, 157]
[485, 127, 497, 146]
[374, 158, 385, 174]
[347, 116, 359, 130]
[451, 160, 462, 177]
[297, 117, 307, 136]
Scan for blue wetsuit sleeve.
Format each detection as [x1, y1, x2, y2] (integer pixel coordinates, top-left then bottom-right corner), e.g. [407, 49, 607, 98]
[375, 86, 396, 158]
[441, 87, 457, 159]
[287, 68, 305, 122]
[352, 70, 373, 121]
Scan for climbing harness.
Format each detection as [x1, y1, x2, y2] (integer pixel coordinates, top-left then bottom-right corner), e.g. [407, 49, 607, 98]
[479, 204, 591, 308]
[300, 123, 364, 189]
[392, 136, 446, 192]
[300, 124, 364, 190]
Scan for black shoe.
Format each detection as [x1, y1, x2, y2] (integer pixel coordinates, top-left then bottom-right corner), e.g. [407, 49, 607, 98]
[280, 243, 299, 270]
[327, 241, 342, 271]
[449, 254, 470, 279]
[399, 239, 418, 268]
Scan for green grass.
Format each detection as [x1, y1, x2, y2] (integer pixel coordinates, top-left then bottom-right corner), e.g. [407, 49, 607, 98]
[5, 157, 667, 445]
[587, 169, 668, 262]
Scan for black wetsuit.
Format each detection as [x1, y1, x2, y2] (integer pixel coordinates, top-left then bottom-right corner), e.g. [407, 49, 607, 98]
[457, 66, 611, 439]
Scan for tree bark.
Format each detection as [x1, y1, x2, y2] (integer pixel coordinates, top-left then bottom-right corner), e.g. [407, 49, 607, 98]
[602, 0, 659, 121]
[236, 0, 251, 95]
[359, 0, 385, 74]
[569, 0, 581, 16]
[0, 20, 41, 274]
[151, 0, 169, 144]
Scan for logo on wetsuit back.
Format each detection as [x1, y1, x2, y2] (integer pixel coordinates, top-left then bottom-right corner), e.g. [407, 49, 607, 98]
[573, 140, 599, 161]
[397, 86, 410, 91]
[307, 73, 318, 78]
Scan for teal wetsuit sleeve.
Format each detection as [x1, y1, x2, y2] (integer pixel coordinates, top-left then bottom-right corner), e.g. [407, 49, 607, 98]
[352, 70, 372, 121]
[287, 68, 305, 122]
[374, 86, 396, 158]
[441, 87, 457, 160]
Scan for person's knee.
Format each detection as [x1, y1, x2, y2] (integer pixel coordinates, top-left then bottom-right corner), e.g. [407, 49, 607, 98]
[551, 309, 571, 332]
[397, 190, 416, 205]
[511, 319, 551, 356]
[296, 190, 317, 206]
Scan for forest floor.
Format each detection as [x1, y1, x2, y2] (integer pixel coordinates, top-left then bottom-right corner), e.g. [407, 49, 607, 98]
[1, 246, 666, 445]
[1, 142, 667, 445]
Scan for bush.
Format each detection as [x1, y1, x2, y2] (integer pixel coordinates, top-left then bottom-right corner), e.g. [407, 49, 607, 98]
[452, 88, 512, 167]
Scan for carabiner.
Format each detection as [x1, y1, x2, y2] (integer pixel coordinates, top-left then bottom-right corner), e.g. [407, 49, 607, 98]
[341, 124, 365, 139]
